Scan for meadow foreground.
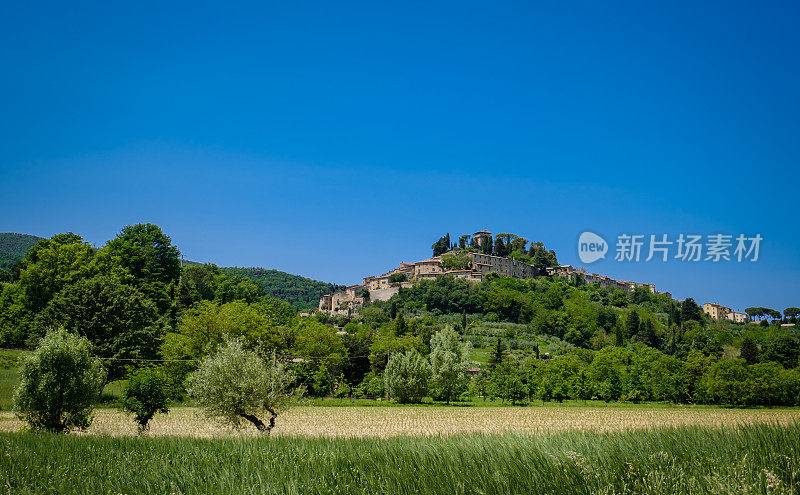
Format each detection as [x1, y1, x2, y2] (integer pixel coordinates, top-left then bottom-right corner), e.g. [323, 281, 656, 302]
[1, 423, 798, 494]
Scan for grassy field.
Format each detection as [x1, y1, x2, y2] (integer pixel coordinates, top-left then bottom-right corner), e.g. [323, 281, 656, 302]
[1, 423, 798, 494]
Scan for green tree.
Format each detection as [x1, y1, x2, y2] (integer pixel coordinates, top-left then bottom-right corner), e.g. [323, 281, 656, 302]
[214, 274, 262, 304]
[178, 263, 220, 306]
[631, 286, 651, 304]
[481, 235, 494, 255]
[294, 320, 348, 375]
[488, 337, 506, 369]
[311, 365, 333, 397]
[17, 237, 98, 314]
[120, 367, 170, 434]
[431, 233, 451, 257]
[14, 329, 105, 432]
[32, 274, 162, 382]
[393, 314, 408, 335]
[597, 369, 622, 402]
[761, 336, 800, 368]
[356, 371, 385, 398]
[625, 310, 640, 338]
[440, 254, 471, 271]
[614, 324, 625, 346]
[103, 223, 181, 310]
[631, 319, 659, 348]
[389, 272, 408, 283]
[680, 298, 703, 323]
[575, 369, 593, 404]
[611, 289, 628, 307]
[384, 349, 431, 404]
[187, 339, 300, 434]
[739, 336, 759, 365]
[700, 359, 750, 406]
[493, 237, 508, 257]
[429, 326, 472, 404]
[784, 307, 800, 322]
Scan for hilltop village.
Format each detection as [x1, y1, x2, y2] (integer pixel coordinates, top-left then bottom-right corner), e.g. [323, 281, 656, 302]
[319, 230, 675, 316]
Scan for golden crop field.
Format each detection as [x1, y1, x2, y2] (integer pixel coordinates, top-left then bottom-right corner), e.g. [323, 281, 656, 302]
[1, 405, 798, 438]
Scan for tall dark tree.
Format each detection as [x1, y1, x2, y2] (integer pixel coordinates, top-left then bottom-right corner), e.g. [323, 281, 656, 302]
[481, 236, 494, 255]
[488, 337, 505, 369]
[626, 310, 640, 338]
[614, 324, 625, 346]
[680, 298, 703, 323]
[632, 319, 658, 348]
[493, 238, 508, 257]
[393, 314, 408, 336]
[431, 233, 451, 257]
[739, 336, 759, 365]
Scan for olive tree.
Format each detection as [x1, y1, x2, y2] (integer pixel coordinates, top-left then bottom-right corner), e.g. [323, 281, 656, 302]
[384, 349, 431, 404]
[14, 329, 105, 432]
[120, 367, 170, 434]
[429, 326, 472, 404]
[187, 339, 300, 435]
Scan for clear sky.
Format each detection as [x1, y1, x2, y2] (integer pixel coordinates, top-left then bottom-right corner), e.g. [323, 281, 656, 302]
[1, 1, 798, 312]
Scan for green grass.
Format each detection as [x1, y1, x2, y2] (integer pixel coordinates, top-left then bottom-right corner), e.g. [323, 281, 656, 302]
[1, 423, 798, 494]
[0, 368, 19, 410]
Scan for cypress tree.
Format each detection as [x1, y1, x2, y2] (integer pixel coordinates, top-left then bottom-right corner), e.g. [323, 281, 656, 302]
[488, 337, 505, 368]
[740, 336, 759, 364]
[626, 310, 640, 338]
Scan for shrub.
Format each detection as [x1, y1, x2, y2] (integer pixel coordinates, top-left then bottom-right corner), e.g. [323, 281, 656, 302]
[14, 329, 105, 432]
[120, 367, 170, 434]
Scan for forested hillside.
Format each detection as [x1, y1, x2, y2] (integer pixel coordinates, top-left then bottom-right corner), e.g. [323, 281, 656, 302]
[219, 267, 345, 310]
[0, 232, 342, 310]
[0, 233, 44, 270]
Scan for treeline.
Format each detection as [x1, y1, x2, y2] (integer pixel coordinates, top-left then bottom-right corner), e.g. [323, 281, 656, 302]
[471, 340, 800, 406]
[431, 232, 559, 270]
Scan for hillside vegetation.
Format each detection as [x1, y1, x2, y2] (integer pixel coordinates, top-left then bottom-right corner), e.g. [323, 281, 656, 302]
[0, 233, 44, 271]
[219, 267, 344, 310]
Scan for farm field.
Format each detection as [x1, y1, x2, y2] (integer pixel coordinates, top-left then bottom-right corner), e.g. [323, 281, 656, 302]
[0, 404, 798, 437]
[1, 423, 799, 494]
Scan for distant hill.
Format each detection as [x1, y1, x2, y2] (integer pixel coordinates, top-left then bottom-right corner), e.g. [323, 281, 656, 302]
[220, 267, 345, 310]
[0, 233, 45, 270]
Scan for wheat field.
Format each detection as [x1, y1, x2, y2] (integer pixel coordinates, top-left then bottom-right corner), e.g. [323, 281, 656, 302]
[1, 404, 798, 437]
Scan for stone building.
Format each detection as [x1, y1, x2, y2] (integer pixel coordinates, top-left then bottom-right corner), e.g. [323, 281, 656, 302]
[703, 302, 749, 323]
[703, 302, 732, 320]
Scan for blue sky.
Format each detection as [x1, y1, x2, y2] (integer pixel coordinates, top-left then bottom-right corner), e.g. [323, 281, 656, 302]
[1, 1, 798, 312]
